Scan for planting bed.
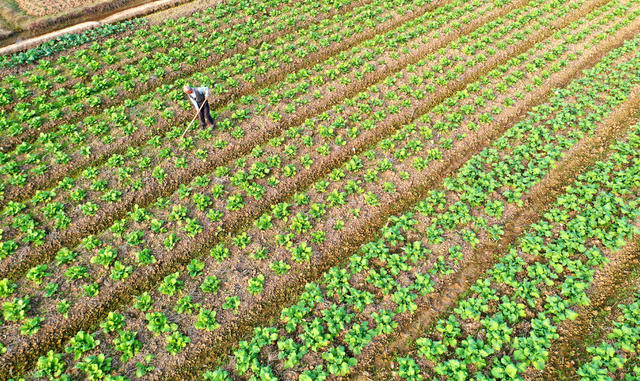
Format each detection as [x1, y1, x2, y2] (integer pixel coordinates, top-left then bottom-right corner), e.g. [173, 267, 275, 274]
[1, 0, 640, 379]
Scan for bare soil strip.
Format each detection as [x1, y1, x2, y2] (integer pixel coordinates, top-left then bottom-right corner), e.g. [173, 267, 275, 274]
[0, 0, 614, 377]
[352, 69, 640, 379]
[0, 0, 522, 281]
[539, 225, 640, 380]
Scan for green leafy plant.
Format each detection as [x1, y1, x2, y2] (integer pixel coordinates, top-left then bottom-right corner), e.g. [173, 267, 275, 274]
[248, 274, 265, 295]
[195, 308, 220, 331]
[76, 353, 112, 381]
[135, 354, 155, 378]
[113, 330, 142, 363]
[20, 316, 44, 336]
[3, 296, 30, 322]
[200, 275, 221, 294]
[322, 346, 356, 376]
[100, 312, 125, 333]
[66, 331, 100, 360]
[165, 331, 191, 355]
[34, 350, 67, 379]
[146, 312, 176, 335]
[159, 272, 183, 296]
[222, 296, 241, 314]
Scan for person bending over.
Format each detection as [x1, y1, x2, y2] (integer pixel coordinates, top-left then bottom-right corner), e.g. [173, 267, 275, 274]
[183, 85, 215, 128]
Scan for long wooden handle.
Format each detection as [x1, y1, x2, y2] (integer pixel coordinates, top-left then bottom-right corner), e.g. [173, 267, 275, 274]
[181, 101, 207, 139]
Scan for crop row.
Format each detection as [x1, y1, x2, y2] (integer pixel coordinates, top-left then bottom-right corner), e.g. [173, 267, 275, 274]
[0, 0, 365, 147]
[3, 0, 624, 372]
[0, 0, 624, 376]
[151, 9, 640, 376]
[576, 289, 640, 380]
[390, 121, 640, 379]
[5, 1, 637, 378]
[0, 0, 527, 281]
[0, 19, 147, 69]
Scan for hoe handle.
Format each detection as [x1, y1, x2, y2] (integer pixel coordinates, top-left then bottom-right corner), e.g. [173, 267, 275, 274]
[181, 100, 207, 139]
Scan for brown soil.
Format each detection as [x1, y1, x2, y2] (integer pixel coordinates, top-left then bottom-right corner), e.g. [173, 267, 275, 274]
[0, 27, 13, 40]
[16, 0, 151, 18]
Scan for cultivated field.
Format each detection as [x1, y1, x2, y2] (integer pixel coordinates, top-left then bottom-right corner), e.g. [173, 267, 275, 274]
[1, 0, 640, 379]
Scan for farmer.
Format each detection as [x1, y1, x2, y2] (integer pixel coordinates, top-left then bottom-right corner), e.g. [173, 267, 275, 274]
[183, 85, 215, 128]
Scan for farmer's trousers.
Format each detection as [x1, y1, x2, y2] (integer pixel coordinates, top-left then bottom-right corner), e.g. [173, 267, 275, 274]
[199, 101, 215, 128]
